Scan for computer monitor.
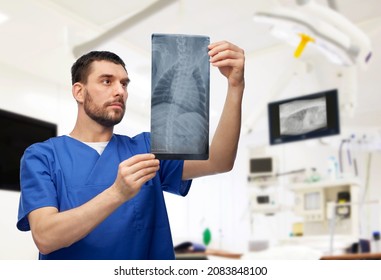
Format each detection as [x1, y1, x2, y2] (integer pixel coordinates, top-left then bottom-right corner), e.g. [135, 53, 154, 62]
[249, 156, 276, 177]
[0, 109, 57, 191]
[268, 89, 340, 145]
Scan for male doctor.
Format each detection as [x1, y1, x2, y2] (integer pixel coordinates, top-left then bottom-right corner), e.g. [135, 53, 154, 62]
[17, 40, 245, 259]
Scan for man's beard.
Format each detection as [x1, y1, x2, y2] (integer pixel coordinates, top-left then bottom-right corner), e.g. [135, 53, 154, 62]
[83, 89, 125, 127]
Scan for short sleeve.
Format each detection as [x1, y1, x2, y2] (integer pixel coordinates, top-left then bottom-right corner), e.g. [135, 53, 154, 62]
[17, 142, 59, 231]
[160, 159, 192, 196]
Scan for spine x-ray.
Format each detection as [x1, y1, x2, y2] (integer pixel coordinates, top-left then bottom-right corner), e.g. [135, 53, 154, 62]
[151, 33, 210, 160]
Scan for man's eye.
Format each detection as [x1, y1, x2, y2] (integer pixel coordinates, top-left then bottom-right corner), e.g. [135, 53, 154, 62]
[103, 80, 111, 85]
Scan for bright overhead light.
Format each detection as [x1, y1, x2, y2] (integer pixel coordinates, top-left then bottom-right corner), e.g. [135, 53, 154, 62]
[0, 11, 9, 25]
[253, 0, 372, 68]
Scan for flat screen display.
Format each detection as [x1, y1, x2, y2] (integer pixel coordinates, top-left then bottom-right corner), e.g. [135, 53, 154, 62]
[268, 89, 340, 145]
[250, 157, 273, 174]
[0, 109, 57, 191]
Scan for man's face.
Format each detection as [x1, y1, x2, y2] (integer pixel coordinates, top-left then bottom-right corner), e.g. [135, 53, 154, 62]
[82, 60, 129, 127]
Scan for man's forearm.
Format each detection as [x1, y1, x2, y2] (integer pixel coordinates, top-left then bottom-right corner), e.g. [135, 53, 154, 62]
[29, 185, 125, 255]
[208, 83, 244, 172]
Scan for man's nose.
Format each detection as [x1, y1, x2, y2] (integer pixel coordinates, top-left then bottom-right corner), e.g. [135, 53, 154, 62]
[114, 83, 126, 96]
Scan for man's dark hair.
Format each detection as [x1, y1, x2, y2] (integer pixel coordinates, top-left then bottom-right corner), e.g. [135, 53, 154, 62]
[71, 51, 126, 85]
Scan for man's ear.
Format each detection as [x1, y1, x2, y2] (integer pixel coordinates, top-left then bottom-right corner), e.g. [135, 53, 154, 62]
[72, 82, 85, 103]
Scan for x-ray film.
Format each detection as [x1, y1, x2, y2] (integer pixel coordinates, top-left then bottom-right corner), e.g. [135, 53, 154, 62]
[151, 33, 210, 160]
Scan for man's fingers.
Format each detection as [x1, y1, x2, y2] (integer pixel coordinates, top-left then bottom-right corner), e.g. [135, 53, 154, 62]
[133, 164, 160, 181]
[209, 50, 242, 65]
[118, 154, 160, 188]
[134, 170, 158, 187]
[120, 158, 159, 176]
[208, 41, 243, 57]
[124, 153, 156, 166]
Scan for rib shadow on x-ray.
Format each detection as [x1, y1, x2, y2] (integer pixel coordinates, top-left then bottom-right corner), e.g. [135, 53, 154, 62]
[151, 34, 210, 160]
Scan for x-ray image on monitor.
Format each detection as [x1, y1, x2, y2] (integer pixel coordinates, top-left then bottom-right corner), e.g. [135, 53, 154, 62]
[150, 33, 210, 160]
[279, 97, 327, 136]
[268, 89, 340, 145]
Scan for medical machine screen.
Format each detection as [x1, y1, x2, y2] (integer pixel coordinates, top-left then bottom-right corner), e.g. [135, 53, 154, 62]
[268, 89, 340, 145]
[304, 192, 321, 210]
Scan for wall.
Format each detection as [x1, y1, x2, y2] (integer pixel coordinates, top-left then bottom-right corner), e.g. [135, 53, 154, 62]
[0, 190, 37, 259]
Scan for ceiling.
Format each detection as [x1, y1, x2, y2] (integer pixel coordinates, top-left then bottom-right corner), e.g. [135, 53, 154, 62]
[0, 0, 380, 136]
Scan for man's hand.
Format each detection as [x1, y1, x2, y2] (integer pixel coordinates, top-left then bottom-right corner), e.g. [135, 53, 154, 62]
[208, 41, 245, 88]
[112, 153, 160, 201]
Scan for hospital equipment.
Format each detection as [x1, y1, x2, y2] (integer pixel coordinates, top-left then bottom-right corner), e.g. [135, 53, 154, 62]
[267, 89, 340, 145]
[247, 156, 277, 182]
[249, 189, 279, 216]
[291, 179, 360, 236]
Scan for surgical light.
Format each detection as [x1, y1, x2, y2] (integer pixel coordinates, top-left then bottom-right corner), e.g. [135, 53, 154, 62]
[253, 0, 372, 68]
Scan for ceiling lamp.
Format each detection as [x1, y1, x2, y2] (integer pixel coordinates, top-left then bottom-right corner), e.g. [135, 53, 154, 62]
[253, 0, 372, 68]
[0, 10, 9, 25]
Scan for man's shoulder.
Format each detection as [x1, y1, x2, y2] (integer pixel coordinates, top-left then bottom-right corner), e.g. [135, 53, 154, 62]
[114, 132, 150, 143]
[25, 135, 62, 150]
[22, 136, 66, 160]
[113, 132, 151, 152]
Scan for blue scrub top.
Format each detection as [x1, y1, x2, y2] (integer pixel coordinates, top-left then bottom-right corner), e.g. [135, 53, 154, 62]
[17, 133, 192, 260]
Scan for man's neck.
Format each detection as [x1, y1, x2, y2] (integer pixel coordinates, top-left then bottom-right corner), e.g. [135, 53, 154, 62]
[70, 123, 114, 143]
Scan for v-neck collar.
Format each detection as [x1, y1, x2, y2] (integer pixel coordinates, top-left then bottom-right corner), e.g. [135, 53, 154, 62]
[64, 134, 114, 155]
[84, 135, 119, 184]
[62, 135, 120, 184]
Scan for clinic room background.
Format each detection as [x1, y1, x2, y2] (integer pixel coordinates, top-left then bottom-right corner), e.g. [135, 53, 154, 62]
[1, 0, 381, 259]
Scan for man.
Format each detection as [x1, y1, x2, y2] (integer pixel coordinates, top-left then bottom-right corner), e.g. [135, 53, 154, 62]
[17, 40, 245, 259]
